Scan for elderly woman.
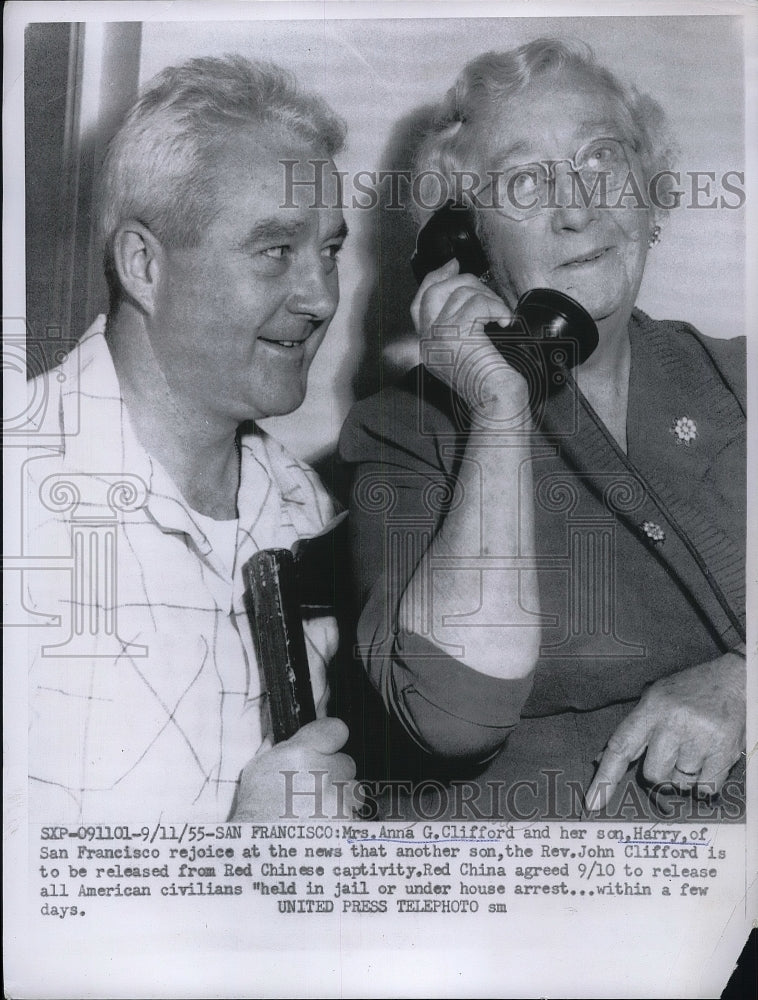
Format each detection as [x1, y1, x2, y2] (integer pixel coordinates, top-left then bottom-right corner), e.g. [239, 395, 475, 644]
[339, 39, 746, 820]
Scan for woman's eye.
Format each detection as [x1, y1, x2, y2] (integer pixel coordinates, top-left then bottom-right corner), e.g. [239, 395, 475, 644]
[586, 145, 617, 168]
[511, 169, 541, 197]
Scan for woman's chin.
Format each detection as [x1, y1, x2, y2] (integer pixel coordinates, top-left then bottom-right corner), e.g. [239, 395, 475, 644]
[551, 283, 631, 327]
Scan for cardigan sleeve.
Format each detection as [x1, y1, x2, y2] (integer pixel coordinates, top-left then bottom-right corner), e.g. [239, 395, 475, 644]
[338, 374, 534, 762]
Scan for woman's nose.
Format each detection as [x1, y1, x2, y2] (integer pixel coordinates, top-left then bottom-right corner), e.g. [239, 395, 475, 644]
[549, 162, 600, 232]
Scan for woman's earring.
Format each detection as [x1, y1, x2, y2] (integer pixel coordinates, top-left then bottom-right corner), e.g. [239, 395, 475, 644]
[648, 225, 662, 248]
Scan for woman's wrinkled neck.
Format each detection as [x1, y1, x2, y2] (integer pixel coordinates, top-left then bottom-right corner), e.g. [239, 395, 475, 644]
[573, 314, 632, 453]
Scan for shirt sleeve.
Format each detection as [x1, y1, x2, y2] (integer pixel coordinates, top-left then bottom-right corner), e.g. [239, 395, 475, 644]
[338, 376, 534, 763]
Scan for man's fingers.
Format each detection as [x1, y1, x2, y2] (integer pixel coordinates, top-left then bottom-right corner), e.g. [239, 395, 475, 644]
[585, 711, 651, 812]
[289, 717, 349, 755]
[328, 751, 357, 783]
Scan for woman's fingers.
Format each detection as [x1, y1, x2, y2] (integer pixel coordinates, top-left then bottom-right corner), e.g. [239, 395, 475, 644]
[695, 751, 736, 795]
[411, 258, 460, 329]
[584, 708, 649, 812]
[409, 257, 525, 411]
[442, 291, 513, 334]
[423, 284, 511, 335]
[411, 259, 512, 337]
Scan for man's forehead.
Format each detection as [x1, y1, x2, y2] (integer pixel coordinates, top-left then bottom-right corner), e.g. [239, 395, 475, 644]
[210, 128, 342, 214]
[216, 126, 337, 180]
[237, 214, 348, 251]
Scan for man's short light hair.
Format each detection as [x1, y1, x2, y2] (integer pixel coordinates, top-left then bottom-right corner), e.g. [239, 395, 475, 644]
[413, 38, 677, 225]
[97, 54, 346, 305]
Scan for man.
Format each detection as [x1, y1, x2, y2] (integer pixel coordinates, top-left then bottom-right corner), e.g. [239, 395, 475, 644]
[26, 55, 354, 822]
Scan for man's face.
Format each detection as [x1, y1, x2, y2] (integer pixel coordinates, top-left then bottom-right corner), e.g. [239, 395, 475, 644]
[150, 128, 345, 425]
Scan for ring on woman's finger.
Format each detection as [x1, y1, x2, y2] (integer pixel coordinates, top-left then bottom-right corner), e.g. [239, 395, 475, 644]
[672, 764, 701, 781]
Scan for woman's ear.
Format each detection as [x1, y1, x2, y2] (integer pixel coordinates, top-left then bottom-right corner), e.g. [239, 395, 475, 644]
[110, 221, 164, 315]
[647, 206, 664, 249]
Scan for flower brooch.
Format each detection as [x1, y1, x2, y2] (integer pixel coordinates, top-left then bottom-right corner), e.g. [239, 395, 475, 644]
[670, 416, 697, 445]
[641, 521, 666, 545]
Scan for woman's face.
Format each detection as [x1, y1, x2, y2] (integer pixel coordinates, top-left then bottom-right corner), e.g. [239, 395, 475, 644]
[475, 69, 653, 332]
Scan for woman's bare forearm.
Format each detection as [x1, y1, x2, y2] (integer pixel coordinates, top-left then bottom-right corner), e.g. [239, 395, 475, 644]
[397, 381, 540, 679]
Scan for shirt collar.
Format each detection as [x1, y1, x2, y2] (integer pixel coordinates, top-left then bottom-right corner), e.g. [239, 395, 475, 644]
[56, 318, 318, 557]
[56, 320, 220, 552]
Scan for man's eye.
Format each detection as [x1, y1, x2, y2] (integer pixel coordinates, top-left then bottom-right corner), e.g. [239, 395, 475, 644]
[261, 245, 289, 260]
[322, 244, 343, 261]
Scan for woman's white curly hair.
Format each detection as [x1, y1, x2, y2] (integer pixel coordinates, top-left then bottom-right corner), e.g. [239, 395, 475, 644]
[412, 38, 677, 224]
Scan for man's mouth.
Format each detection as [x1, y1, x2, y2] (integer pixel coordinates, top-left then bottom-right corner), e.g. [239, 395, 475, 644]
[258, 332, 312, 349]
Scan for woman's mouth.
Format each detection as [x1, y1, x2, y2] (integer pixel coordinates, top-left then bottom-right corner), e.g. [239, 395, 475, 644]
[560, 247, 612, 268]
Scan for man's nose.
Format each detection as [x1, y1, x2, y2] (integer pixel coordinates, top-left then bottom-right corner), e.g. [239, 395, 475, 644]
[549, 161, 600, 233]
[286, 255, 338, 321]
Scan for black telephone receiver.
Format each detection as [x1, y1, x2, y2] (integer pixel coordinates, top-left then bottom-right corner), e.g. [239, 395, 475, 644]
[411, 202, 599, 394]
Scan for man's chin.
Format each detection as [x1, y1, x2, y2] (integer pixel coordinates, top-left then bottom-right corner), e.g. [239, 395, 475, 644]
[253, 392, 308, 422]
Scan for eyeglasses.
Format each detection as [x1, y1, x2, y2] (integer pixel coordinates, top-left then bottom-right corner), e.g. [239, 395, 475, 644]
[482, 137, 636, 221]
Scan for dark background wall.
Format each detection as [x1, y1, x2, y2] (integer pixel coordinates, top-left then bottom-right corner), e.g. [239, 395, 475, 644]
[24, 22, 142, 372]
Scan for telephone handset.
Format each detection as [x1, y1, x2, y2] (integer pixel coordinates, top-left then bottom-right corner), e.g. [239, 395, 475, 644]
[410, 201, 599, 394]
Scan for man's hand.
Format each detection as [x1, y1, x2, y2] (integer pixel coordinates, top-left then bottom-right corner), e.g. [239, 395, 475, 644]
[231, 718, 356, 821]
[585, 652, 746, 812]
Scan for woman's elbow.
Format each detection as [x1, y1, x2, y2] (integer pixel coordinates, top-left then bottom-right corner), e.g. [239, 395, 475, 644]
[397, 688, 517, 763]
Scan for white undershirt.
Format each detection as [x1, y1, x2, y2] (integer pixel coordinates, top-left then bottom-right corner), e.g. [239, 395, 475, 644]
[191, 508, 239, 577]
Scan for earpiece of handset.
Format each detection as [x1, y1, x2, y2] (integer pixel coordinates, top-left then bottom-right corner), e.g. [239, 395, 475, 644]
[410, 201, 488, 283]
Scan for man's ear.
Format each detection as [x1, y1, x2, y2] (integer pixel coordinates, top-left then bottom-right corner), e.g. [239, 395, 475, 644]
[110, 222, 164, 315]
